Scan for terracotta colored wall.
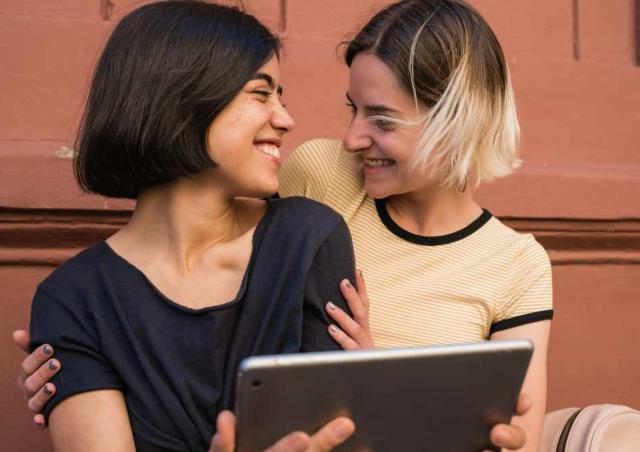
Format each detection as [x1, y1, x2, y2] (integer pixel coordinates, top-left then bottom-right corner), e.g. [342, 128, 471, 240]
[1, 1, 639, 450]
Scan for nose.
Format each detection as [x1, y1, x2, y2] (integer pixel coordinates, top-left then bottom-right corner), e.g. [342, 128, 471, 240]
[272, 101, 295, 134]
[342, 115, 373, 153]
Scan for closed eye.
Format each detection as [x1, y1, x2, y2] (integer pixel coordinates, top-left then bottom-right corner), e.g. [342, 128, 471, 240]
[371, 117, 396, 131]
[253, 90, 272, 98]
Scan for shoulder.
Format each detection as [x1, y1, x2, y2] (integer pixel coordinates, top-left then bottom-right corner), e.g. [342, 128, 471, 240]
[36, 242, 112, 303]
[291, 138, 343, 164]
[485, 217, 551, 280]
[263, 197, 351, 257]
[267, 196, 344, 232]
[279, 139, 345, 201]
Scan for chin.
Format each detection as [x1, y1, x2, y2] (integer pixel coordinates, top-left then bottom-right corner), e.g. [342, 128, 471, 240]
[243, 180, 279, 199]
[363, 180, 393, 200]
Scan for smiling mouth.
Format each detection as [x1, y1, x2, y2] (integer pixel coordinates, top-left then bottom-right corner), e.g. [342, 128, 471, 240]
[363, 158, 395, 168]
[254, 143, 281, 160]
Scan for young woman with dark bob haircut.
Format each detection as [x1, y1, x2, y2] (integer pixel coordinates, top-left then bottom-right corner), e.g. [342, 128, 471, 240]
[16, 1, 544, 451]
[22, 1, 357, 450]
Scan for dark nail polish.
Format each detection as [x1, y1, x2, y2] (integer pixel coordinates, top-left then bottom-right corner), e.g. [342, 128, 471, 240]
[48, 360, 58, 371]
[42, 345, 52, 355]
[345, 280, 353, 289]
[43, 385, 53, 396]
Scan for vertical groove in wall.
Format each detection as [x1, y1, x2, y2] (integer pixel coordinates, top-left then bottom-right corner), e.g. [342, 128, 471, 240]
[100, 0, 114, 21]
[636, 0, 640, 65]
[279, 0, 287, 32]
[572, 0, 580, 60]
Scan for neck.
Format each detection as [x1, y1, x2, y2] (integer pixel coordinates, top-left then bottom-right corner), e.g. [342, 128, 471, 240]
[385, 183, 482, 237]
[114, 172, 264, 272]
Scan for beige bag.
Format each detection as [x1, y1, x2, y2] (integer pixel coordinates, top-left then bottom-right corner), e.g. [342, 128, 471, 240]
[540, 404, 640, 452]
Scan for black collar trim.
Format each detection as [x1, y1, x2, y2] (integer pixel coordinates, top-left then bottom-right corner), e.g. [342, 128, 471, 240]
[374, 198, 493, 246]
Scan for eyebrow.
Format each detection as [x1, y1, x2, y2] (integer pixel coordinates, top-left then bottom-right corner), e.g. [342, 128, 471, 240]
[345, 93, 400, 115]
[253, 72, 283, 96]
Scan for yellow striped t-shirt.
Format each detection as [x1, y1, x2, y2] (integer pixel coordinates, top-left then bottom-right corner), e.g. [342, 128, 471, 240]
[279, 138, 553, 348]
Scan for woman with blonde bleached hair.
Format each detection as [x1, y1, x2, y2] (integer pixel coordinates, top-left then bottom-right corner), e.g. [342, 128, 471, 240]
[279, 0, 552, 450]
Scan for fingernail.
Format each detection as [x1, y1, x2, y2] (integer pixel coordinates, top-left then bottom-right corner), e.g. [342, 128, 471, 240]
[43, 385, 53, 396]
[359, 270, 364, 278]
[332, 421, 352, 440]
[343, 279, 353, 289]
[43, 345, 52, 355]
[48, 360, 58, 371]
[329, 325, 339, 334]
[327, 301, 336, 311]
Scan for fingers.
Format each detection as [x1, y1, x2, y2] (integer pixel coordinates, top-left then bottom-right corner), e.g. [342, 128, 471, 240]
[19, 343, 55, 385]
[22, 356, 60, 399]
[266, 431, 311, 452]
[327, 300, 365, 343]
[33, 413, 46, 429]
[27, 383, 56, 414]
[514, 392, 533, 416]
[353, 269, 369, 310]
[308, 417, 355, 451]
[209, 410, 236, 452]
[265, 417, 354, 452]
[490, 423, 526, 450]
[338, 279, 367, 323]
[327, 322, 359, 350]
[12, 329, 30, 353]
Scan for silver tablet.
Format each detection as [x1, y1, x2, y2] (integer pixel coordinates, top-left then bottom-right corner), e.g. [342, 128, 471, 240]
[234, 339, 532, 452]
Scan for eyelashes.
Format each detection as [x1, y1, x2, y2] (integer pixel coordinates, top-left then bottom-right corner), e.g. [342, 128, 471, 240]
[345, 102, 397, 131]
[253, 90, 287, 108]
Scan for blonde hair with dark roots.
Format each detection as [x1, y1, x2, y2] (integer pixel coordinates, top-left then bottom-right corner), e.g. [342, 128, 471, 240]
[345, 0, 520, 188]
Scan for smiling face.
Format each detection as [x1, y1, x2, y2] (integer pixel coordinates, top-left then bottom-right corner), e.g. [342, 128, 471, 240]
[343, 53, 434, 199]
[206, 56, 295, 198]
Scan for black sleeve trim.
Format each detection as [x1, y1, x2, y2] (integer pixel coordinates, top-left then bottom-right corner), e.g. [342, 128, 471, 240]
[490, 309, 554, 334]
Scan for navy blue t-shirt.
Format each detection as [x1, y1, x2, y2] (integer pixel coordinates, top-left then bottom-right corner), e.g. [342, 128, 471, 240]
[29, 197, 355, 451]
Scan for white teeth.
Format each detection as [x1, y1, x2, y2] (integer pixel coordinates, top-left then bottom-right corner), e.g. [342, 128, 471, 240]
[255, 143, 280, 159]
[364, 158, 394, 168]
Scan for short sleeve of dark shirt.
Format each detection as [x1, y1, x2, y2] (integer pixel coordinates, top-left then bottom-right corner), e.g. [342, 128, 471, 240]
[30, 288, 125, 398]
[29, 197, 355, 452]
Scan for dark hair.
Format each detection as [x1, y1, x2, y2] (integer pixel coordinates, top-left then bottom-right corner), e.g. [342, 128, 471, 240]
[75, 1, 281, 199]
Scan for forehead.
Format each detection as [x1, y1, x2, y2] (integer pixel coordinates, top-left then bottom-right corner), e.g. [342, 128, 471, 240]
[255, 55, 281, 82]
[348, 53, 413, 106]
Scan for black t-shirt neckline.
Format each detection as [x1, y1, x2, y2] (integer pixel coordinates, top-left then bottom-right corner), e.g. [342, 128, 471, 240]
[101, 199, 275, 314]
[374, 198, 493, 246]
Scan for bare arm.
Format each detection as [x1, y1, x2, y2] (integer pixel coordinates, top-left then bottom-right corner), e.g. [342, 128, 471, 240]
[49, 390, 136, 452]
[491, 320, 551, 452]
